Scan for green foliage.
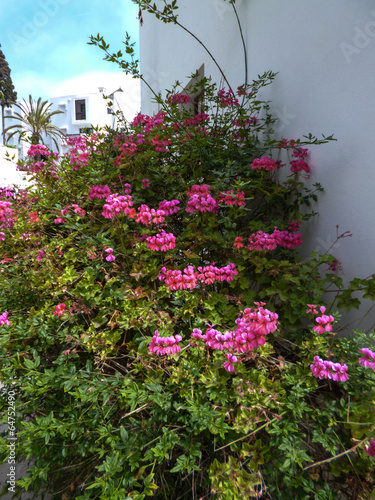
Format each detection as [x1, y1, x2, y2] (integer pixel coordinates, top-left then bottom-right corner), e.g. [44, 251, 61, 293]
[0, 67, 374, 500]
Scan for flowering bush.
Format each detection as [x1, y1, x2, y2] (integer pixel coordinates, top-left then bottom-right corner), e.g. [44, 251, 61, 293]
[0, 68, 374, 500]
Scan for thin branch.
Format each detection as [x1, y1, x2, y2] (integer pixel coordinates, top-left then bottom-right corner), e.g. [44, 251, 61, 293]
[231, 1, 248, 88]
[302, 438, 368, 471]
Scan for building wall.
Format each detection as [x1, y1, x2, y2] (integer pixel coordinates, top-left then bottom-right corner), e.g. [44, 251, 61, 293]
[139, 0, 375, 333]
[47, 88, 137, 152]
[0, 145, 30, 189]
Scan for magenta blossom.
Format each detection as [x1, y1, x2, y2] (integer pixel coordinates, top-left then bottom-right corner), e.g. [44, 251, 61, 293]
[53, 303, 66, 317]
[223, 353, 238, 372]
[313, 306, 335, 334]
[0, 311, 10, 325]
[310, 356, 348, 382]
[358, 348, 375, 370]
[105, 248, 116, 262]
[149, 330, 182, 356]
[364, 439, 375, 457]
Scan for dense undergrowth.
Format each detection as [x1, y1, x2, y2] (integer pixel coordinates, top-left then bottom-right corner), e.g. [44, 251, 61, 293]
[0, 67, 374, 499]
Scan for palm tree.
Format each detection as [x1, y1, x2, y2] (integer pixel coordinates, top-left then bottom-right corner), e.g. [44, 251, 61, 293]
[4, 95, 66, 150]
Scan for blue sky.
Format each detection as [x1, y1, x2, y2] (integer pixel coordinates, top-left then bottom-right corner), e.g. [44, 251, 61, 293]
[0, 0, 140, 100]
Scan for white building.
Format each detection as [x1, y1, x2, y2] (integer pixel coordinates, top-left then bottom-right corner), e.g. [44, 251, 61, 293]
[0, 84, 140, 187]
[139, 0, 375, 333]
[47, 87, 137, 153]
[0, 145, 30, 189]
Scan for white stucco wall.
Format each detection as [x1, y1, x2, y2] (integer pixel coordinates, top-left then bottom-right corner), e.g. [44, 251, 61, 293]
[0, 146, 30, 189]
[139, 0, 375, 333]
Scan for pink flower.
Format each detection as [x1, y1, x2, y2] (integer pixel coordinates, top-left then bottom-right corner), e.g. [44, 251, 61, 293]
[250, 157, 280, 172]
[306, 304, 318, 315]
[88, 185, 111, 200]
[217, 190, 245, 207]
[310, 356, 348, 382]
[158, 199, 180, 216]
[364, 439, 375, 457]
[233, 237, 244, 249]
[167, 93, 192, 104]
[27, 144, 51, 158]
[313, 306, 335, 334]
[146, 230, 176, 252]
[102, 194, 133, 219]
[28, 211, 40, 223]
[53, 303, 66, 317]
[0, 311, 10, 325]
[186, 185, 218, 214]
[0, 232, 5, 241]
[149, 330, 182, 356]
[217, 88, 239, 107]
[223, 353, 238, 372]
[105, 248, 115, 262]
[358, 348, 375, 370]
[142, 179, 150, 189]
[136, 204, 165, 225]
[290, 159, 310, 173]
[190, 328, 204, 346]
[37, 248, 46, 262]
[54, 218, 66, 224]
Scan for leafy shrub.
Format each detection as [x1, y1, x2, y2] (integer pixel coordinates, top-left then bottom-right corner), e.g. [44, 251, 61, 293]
[0, 69, 374, 500]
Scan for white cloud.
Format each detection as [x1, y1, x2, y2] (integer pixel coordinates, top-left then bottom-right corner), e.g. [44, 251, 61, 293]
[52, 71, 139, 97]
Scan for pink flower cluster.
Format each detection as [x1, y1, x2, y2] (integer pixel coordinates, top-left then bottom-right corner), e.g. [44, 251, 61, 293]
[0, 311, 10, 325]
[149, 330, 182, 356]
[146, 230, 176, 251]
[28, 161, 47, 174]
[88, 185, 111, 200]
[37, 248, 46, 262]
[290, 147, 310, 172]
[0, 200, 15, 229]
[158, 262, 238, 290]
[243, 228, 303, 252]
[0, 232, 5, 241]
[218, 88, 239, 107]
[182, 113, 210, 128]
[307, 305, 335, 334]
[102, 194, 135, 219]
[60, 204, 86, 217]
[66, 136, 90, 170]
[0, 187, 13, 198]
[358, 348, 375, 370]
[290, 159, 310, 173]
[217, 190, 245, 207]
[186, 185, 218, 214]
[136, 204, 165, 225]
[310, 356, 349, 382]
[27, 144, 51, 158]
[167, 93, 192, 104]
[197, 262, 238, 284]
[158, 199, 180, 215]
[250, 157, 281, 172]
[232, 116, 258, 128]
[151, 135, 171, 153]
[158, 265, 199, 290]
[142, 178, 150, 189]
[53, 303, 66, 317]
[189, 302, 278, 371]
[272, 229, 303, 249]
